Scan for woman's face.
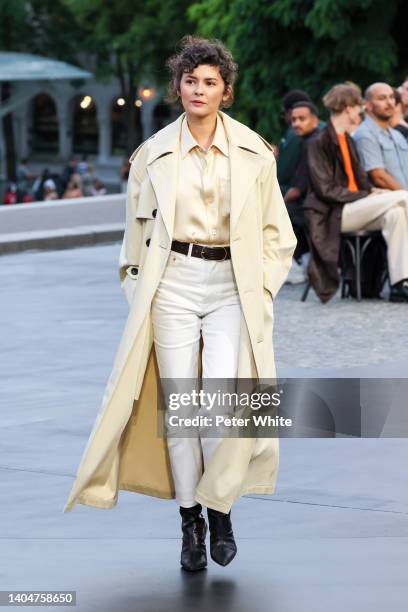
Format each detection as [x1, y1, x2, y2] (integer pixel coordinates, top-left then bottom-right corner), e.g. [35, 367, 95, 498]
[178, 64, 230, 119]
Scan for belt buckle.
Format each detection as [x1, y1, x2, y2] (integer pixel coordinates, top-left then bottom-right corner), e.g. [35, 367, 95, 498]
[200, 246, 227, 261]
[200, 246, 210, 260]
[219, 247, 228, 261]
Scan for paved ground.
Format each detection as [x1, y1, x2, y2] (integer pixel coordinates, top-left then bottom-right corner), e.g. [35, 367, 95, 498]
[275, 282, 408, 376]
[1, 244, 407, 611]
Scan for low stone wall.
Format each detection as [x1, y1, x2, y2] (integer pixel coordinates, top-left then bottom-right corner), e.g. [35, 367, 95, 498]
[0, 194, 125, 254]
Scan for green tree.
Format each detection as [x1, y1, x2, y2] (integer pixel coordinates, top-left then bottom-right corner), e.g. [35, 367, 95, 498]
[189, 0, 408, 140]
[64, 0, 194, 151]
[1, 0, 195, 178]
[0, 0, 85, 179]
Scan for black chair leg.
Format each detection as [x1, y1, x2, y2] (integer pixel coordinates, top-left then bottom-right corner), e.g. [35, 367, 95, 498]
[355, 236, 362, 302]
[301, 281, 311, 302]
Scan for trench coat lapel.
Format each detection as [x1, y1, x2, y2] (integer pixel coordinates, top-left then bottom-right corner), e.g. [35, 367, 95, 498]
[145, 115, 183, 241]
[229, 144, 264, 233]
[145, 110, 268, 242]
[220, 110, 271, 232]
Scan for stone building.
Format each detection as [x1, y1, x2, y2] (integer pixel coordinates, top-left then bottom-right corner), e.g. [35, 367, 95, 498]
[0, 52, 179, 188]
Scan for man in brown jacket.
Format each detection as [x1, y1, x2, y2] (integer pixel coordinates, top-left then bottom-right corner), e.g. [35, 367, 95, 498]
[304, 83, 408, 303]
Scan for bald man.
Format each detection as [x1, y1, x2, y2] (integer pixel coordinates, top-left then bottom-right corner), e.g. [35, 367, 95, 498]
[353, 82, 408, 190]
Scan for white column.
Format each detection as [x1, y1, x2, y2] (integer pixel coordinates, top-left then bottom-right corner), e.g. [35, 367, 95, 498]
[13, 109, 26, 159]
[57, 103, 71, 160]
[141, 98, 157, 139]
[97, 115, 111, 163]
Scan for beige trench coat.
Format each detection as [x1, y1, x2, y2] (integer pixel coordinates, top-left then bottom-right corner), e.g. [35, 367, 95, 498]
[63, 110, 296, 514]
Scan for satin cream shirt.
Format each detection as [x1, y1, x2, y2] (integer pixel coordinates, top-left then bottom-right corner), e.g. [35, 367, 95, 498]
[172, 113, 231, 245]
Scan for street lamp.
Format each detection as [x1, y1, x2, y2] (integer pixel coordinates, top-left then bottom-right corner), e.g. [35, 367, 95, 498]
[138, 86, 156, 101]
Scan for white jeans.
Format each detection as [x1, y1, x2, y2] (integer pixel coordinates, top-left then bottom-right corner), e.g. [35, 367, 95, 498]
[151, 247, 241, 508]
[341, 189, 408, 285]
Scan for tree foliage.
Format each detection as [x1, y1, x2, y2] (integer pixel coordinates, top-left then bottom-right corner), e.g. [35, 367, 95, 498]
[2, 0, 408, 147]
[189, 0, 408, 140]
[0, 0, 85, 60]
[62, 0, 195, 147]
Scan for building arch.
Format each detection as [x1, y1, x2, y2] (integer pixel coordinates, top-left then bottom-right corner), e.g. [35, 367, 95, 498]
[30, 92, 59, 154]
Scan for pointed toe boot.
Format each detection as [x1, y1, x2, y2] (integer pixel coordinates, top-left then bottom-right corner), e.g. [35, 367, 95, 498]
[207, 508, 237, 567]
[179, 505, 208, 571]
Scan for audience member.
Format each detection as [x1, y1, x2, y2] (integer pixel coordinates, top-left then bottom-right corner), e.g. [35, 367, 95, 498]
[285, 101, 320, 204]
[80, 164, 97, 197]
[397, 77, 408, 119]
[284, 101, 320, 282]
[32, 169, 51, 201]
[3, 183, 18, 205]
[353, 83, 408, 190]
[77, 154, 89, 175]
[16, 158, 35, 192]
[61, 158, 78, 190]
[93, 179, 107, 195]
[304, 83, 408, 303]
[63, 178, 83, 199]
[277, 90, 313, 195]
[43, 179, 59, 201]
[391, 88, 408, 141]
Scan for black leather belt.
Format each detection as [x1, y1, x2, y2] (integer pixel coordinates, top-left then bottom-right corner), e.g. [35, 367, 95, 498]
[171, 240, 231, 261]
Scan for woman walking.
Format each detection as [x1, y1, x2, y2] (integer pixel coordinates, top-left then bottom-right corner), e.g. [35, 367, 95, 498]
[63, 35, 296, 572]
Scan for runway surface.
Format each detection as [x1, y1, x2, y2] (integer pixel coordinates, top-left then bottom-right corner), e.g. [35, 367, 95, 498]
[1, 244, 407, 611]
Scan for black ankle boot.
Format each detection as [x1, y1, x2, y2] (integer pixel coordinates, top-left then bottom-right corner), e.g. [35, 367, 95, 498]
[390, 279, 408, 302]
[179, 504, 207, 571]
[207, 508, 237, 566]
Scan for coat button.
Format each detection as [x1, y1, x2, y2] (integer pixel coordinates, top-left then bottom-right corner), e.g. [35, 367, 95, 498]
[146, 238, 151, 247]
[152, 208, 157, 218]
[130, 267, 138, 276]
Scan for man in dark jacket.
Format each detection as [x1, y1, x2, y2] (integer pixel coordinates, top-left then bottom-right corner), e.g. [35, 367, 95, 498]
[304, 83, 408, 303]
[284, 101, 320, 264]
[277, 90, 313, 196]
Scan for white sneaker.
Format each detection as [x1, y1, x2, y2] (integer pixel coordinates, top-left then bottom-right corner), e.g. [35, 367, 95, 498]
[286, 258, 307, 285]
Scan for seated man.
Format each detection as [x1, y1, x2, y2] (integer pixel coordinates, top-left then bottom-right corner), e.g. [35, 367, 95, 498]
[353, 83, 408, 190]
[284, 101, 320, 266]
[303, 83, 408, 303]
[397, 77, 408, 121]
[390, 88, 408, 141]
[277, 89, 314, 196]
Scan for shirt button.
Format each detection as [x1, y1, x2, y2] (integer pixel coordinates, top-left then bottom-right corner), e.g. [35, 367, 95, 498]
[211, 229, 217, 236]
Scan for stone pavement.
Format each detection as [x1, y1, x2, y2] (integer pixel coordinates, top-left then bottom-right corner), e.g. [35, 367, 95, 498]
[0, 244, 407, 612]
[275, 282, 408, 376]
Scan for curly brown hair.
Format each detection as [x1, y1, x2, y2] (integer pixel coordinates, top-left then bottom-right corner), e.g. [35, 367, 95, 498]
[165, 35, 238, 108]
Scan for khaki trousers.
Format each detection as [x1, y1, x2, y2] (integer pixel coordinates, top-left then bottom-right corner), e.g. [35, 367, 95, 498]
[341, 189, 408, 285]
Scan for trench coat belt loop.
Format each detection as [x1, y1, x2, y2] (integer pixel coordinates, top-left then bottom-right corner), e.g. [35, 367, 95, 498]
[171, 240, 231, 261]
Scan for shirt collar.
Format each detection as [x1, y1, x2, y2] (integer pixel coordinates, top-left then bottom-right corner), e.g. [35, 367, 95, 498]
[364, 114, 390, 136]
[180, 113, 229, 158]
